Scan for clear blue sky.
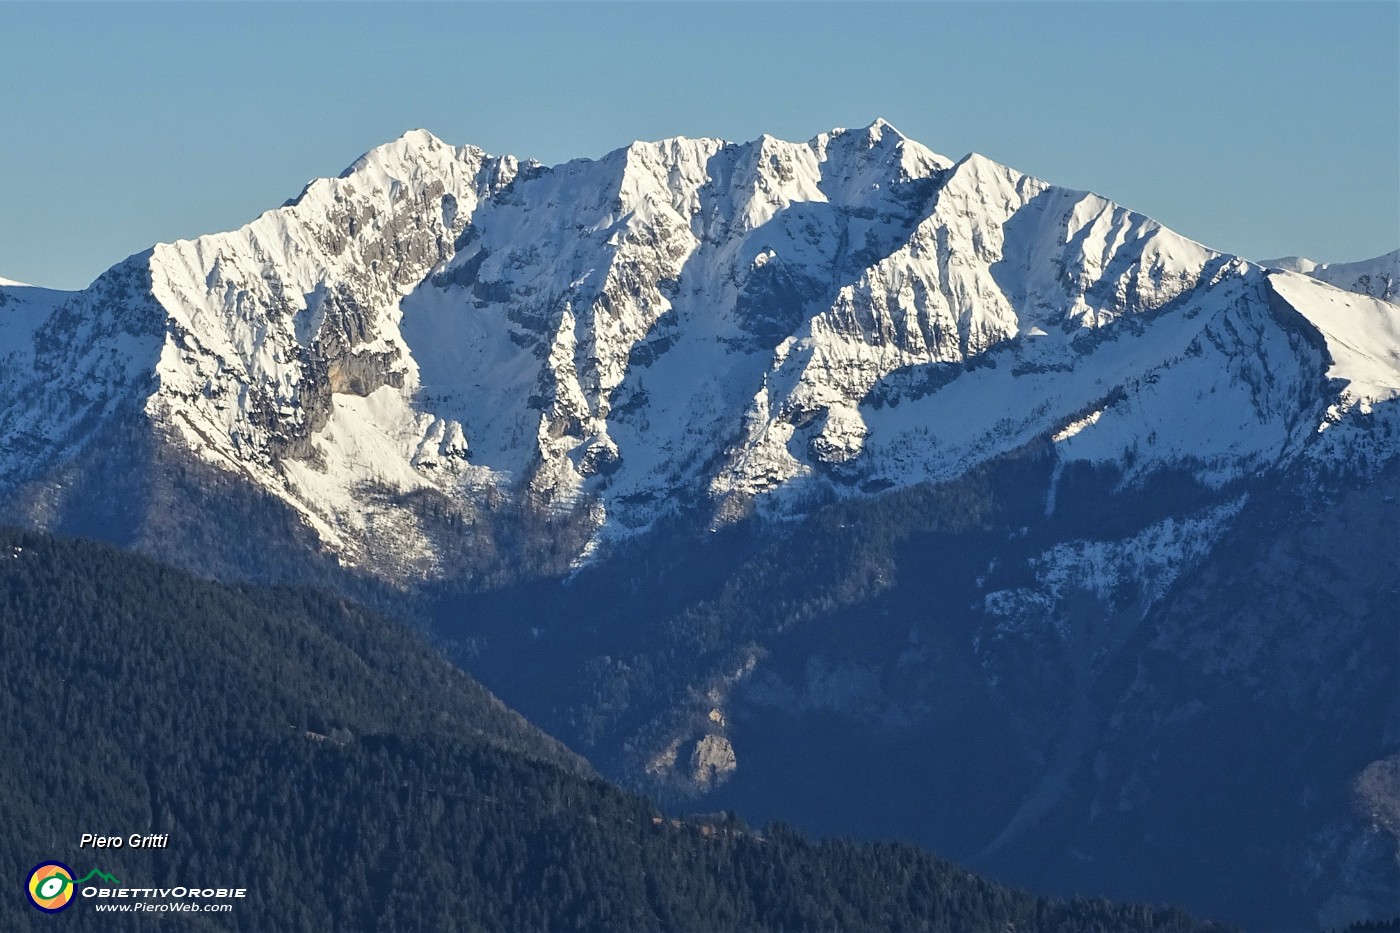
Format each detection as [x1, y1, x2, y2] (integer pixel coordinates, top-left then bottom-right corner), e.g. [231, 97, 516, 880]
[2, 1, 1396, 290]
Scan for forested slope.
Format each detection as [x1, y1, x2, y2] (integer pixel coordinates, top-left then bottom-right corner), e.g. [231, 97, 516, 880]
[1, 527, 1230, 932]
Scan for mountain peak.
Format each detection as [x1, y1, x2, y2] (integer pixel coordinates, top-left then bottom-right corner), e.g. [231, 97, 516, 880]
[1259, 255, 1318, 274]
[864, 116, 901, 137]
[1268, 248, 1400, 304]
[818, 117, 907, 147]
[335, 127, 489, 184]
[398, 127, 444, 147]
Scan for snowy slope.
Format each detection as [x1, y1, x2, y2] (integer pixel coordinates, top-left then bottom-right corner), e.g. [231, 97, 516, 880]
[406, 122, 953, 526]
[0, 279, 75, 369]
[1261, 250, 1399, 304]
[137, 131, 523, 570]
[1307, 250, 1399, 304]
[0, 258, 163, 484]
[1260, 256, 1320, 274]
[2, 122, 1398, 579]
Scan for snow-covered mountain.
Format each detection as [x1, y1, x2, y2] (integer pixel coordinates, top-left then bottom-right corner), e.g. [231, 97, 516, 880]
[3, 123, 1398, 929]
[2, 121, 1397, 581]
[1261, 249, 1399, 304]
[0, 278, 75, 370]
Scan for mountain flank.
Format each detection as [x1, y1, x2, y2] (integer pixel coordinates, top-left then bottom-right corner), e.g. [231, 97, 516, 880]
[0, 526, 1232, 932]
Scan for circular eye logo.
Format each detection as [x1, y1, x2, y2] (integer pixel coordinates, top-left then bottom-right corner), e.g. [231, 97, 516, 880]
[26, 862, 76, 913]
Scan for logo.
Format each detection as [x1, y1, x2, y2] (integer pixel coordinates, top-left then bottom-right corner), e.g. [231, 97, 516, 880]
[25, 862, 75, 913]
[25, 863, 122, 913]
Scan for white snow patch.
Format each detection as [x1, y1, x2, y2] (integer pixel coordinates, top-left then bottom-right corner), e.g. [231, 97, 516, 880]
[1052, 409, 1103, 443]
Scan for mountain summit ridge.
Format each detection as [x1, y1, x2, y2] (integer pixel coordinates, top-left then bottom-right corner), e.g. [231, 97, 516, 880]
[0, 125, 1397, 579]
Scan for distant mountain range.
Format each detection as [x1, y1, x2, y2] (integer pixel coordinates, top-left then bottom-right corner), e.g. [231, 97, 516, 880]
[1260, 251, 1398, 303]
[2, 122, 1395, 930]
